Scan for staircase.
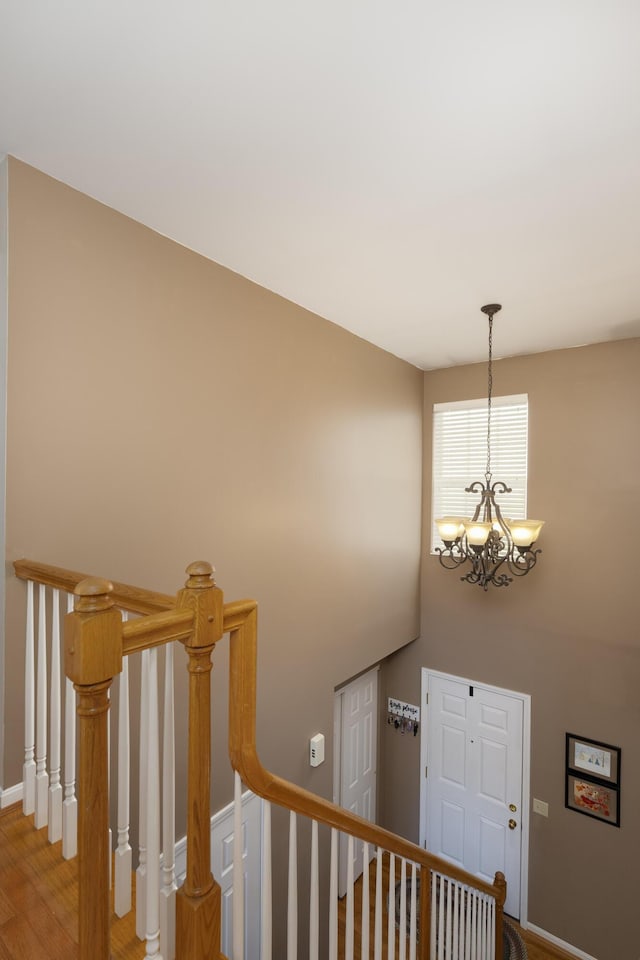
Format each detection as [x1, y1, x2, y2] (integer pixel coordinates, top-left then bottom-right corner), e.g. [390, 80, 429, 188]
[12, 558, 507, 960]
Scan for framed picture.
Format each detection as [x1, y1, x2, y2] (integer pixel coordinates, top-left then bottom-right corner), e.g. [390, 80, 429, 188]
[565, 773, 620, 827]
[566, 733, 620, 786]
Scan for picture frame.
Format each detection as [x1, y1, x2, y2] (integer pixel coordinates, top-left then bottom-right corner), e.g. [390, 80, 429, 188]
[566, 733, 620, 786]
[565, 773, 620, 827]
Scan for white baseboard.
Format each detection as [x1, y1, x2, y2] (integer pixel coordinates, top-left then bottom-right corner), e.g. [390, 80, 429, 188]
[525, 922, 599, 960]
[1, 783, 24, 808]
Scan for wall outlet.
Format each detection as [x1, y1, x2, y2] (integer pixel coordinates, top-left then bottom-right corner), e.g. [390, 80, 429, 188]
[532, 798, 549, 817]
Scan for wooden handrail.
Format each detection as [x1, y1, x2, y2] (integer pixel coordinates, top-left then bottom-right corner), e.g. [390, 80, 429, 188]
[14, 560, 196, 653]
[14, 559, 175, 615]
[14, 556, 505, 953]
[122, 609, 195, 655]
[225, 600, 506, 907]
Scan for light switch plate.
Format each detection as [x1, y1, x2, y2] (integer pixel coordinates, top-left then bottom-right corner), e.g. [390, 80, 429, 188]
[532, 798, 549, 817]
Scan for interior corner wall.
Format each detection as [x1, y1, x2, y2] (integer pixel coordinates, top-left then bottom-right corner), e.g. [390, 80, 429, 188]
[379, 338, 640, 960]
[0, 155, 8, 792]
[4, 157, 423, 951]
[4, 155, 424, 788]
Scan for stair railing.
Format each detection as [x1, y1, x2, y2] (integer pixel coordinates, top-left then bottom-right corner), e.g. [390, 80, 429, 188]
[226, 596, 506, 960]
[14, 558, 506, 960]
[14, 558, 226, 960]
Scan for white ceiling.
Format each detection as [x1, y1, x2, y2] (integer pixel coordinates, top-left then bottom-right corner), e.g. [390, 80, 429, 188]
[2, 1, 640, 369]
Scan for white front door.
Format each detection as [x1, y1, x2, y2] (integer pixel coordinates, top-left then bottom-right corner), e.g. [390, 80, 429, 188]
[336, 667, 378, 897]
[424, 672, 525, 919]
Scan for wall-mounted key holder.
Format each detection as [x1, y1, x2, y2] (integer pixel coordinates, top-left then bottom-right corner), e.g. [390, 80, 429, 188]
[387, 698, 420, 736]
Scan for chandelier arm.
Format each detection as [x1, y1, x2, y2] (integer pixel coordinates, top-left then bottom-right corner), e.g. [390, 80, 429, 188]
[506, 547, 542, 577]
[465, 480, 486, 494]
[490, 480, 512, 495]
[435, 543, 469, 570]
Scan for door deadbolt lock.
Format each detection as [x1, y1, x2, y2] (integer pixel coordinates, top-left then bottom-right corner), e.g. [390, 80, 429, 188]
[508, 819, 517, 830]
[509, 803, 517, 812]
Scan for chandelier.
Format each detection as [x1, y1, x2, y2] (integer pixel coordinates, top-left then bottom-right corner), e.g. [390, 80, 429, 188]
[435, 304, 544, 590]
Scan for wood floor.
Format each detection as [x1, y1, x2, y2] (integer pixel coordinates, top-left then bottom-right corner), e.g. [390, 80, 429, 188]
[0, 803, 143, 960]
[0, 802, 576, 960]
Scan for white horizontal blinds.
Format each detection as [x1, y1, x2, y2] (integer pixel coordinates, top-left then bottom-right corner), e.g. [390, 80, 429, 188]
[431, 394, 528, 552]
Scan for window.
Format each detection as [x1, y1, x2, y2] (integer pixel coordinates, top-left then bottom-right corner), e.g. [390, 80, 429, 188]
[431, 394, 528, 553]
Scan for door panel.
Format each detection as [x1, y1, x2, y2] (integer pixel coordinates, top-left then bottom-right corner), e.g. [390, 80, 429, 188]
[337, 667, 378, 897]
[441, 800, 465, 861]
[442, 725, 466, 784]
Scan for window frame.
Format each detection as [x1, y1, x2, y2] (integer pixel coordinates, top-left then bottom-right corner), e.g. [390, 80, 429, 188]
[430, 393, 529, 554]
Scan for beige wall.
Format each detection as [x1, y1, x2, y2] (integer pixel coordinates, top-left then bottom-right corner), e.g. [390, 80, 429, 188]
[3, 158, 423, 947]
[380, 338, 640, 960]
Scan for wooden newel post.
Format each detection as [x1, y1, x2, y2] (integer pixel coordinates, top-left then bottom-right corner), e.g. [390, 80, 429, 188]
[494, 871, 507, 960]
[176, 561, 224, 960]
[65, 578, 123, 960]
[419, 864, 431, 960]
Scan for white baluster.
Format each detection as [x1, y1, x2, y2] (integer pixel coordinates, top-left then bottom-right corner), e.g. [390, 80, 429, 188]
[465, 883, 471, 960]
[261, 800, 272, 960]
[409, 862, 417, 960]
[144, 648, 161, 960]
[48, 589, 62, 842]
[136, 649, 149, 940]
[387, 853, 395, 960]
[328, 828, 338, 960]
[309, 820, 319, 960]
[62, 591, 77, 859]
[115, 633, 132, 917]
[446, 876, 452, 960]
[108, 683, 113, 890]
[437, 874, 444, 960]
[361, 842, 369, 960]
[233, 771, 244, 960]
[481, 897, 487, 960]
[399, 857, 406, 960]
[470, 890, 477, 960]
[346, 834, 354, 960]
[374, 847, 382, 960]
[472, 890, 482, 960]
[35, 584, 48, 828]
[23, 580, 36, 815]
[287, 811, 297, 960]
[160, 643, 176, 959]
[489, 897, 495, 959]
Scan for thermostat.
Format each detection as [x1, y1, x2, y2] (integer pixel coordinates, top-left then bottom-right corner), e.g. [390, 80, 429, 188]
[310, 733, 325, 767]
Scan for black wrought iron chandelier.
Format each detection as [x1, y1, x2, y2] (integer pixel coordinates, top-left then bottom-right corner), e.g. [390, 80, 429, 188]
[435, 304, 544, 590]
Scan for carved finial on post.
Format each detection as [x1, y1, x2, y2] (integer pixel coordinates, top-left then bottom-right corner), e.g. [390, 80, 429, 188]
[74, 577, 114, 609]
[184, 560, 215, 588]
[65, 576, 123, 960]
[176, 562, 225, 960]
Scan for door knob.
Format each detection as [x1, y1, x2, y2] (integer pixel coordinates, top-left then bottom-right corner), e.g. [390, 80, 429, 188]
[508, 818, 517, 830]
[509, 803, 517, 812]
